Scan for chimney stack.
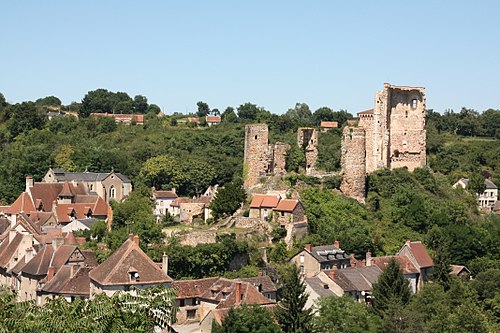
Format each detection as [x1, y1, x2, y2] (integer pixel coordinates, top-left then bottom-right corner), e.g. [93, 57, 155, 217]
[235, 282, 242, 304]
[305, 244, 311, 252]
[25, 176, 33, 192]
[133, 235, 140, 246]
[52, 237, 64, 252]
[47, 266, 55, 281]
[162, 253, 169, 276]
[9, 230, 17, 243]
[25, 247, 34, 262]
[366, 251, 372, 266]
[406, 240, 411, 247]
[334, 240, 340, 249]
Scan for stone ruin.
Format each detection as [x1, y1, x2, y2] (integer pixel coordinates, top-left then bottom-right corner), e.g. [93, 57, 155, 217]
[297, 128, 318, 175]
[244, 124, 290, 188]
[341, 83, 427, 203]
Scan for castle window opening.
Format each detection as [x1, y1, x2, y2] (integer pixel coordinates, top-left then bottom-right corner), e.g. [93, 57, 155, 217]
[411, 99, 418, 109]
[254, 135, 258, 140]
[405, 110, 408, 118]
[394, 150, 399, 157]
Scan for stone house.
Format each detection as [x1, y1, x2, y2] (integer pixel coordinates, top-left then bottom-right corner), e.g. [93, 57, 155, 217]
[89, 235, 172, 297]
[453, 178, 498, 212]
[289, 242, 351, 278]
[0, 231, 35, 288]
[237, 274, 277, 301]
[397, 240, 433, 291]
[205, 115, 221, 126]
[249, 195, 281, 220]
[43, 168, 132, 203]
[91, 113, 144, 125]
[319, 121, 338, 132]
[172, 277, 275, 332]
[152, 188, 178, 221]
[368, 254, 420, 293]
[304, 265, 382, 308]
[450, 265, 471, 280]
[273, 199, 306, 225]
[170, 196, 213, 224]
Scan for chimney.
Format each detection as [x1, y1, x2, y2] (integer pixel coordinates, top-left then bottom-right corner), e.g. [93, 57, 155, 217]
[25, 247, 34, 262]
[334, 240, 340, 249]
[162, 253, 169, 276]
[258, 271, 263, 277]
[52, 237, 64, 251]
[133, 235, 140, 246]
[9, 230, 17, 243]
[235, 282, 242, 304]
[172, 188, 176, 194]
[305, 244, 311, 252]
[406, 240, 411, 247]
[47, 266, 55, 281]
[25, 176, 33, 192]
[366, 251, 372, 266]
[350, 253, 356, 268]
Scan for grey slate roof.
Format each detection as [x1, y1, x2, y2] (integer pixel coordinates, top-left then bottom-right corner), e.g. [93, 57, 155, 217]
[324, 266, 382, 292]
[51, 169, 131, 183]
[309, 245, 349, 262]
[305, 277, 335, 297]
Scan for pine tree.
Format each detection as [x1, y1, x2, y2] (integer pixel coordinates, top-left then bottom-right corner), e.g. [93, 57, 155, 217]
[431, 244, 452, 290]
[372, 258, 411, 316]
[275, 265, 313, 333]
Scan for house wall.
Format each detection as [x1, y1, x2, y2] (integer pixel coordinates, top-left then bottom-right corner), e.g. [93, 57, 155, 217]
[179, 203, 206, 224]
[290, 250, 320, 278]
[19, 274, 40, 302]
[102, 175, 129, 202]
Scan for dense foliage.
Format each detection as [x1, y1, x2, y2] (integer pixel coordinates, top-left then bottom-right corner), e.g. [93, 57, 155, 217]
[212, 305, 281, 333]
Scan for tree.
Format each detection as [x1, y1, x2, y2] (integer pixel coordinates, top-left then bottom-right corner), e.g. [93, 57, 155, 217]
[222, 106, 237, 122]
[139, 155, 186, 190]
[6, 102, 47, 137]
[147, 104, 161, 114]
[469, 173, 486, 195]
[35, 96, 62, 106]
[133, 95, 149, 114]
[196, 101, 210, 117]
[372, 258, 411, 317]
[213, 305, 281, 333]
[209, 180, 247, 220]
[431, 244, 452, 289]
[314, 296, 379, 333]
[237, 102, 259, 120]
[275, 265, 313, 333]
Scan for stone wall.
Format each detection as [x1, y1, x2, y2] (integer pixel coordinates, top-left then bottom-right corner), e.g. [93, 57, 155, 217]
[271, 142, 290, 175]
[340, 126, 366, 204]
[244, 124, 269, 188]
[177, 231, 217, 246]
[297, 128, 318, 175]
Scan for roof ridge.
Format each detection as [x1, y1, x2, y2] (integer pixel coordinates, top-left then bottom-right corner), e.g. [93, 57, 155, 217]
[101, 239, 135, 284]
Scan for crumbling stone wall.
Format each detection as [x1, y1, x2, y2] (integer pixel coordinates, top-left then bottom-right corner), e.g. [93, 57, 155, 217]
[244, 125, 290, 187]
[270, 142, 290, 175]
[340, 126, 366, 204]
[297, 128, 318, 175]
[365, 83, 426, 173]
[244, 124, 269, 187]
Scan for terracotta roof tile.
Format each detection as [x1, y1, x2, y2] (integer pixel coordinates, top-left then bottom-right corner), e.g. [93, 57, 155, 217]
[250, 195, 280, 208]
[357, 109, 374, 115]
[173, 277, 219, 298]
[5, 192, 36, 214]
[404, 241, 433, 268]
[275, 199, 299, 212]
[0, 233, 24, 268]
[22, 244, 54, 276]
[153, 190, 178, 199]
[238, 275, 277, 293]
[89, 236, 172, 286]
[371, 256, 419, 275]
[320, 121, 338, 128]
[42, 266, 91, 296]
[206, 115, 221, 123]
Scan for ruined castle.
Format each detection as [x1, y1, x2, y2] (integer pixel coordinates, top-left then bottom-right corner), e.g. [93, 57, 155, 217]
[243, 124, 290, 188]
[341, 83, 427, 202]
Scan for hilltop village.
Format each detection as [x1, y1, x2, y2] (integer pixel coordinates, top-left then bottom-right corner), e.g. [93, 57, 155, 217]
[0, 85, 498, 332]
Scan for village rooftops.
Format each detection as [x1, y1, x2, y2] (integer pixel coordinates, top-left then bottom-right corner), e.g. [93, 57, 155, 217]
[319, 121, 339, 129]
[399, 240, 434, 268]
[48, 168, 131, 183]
[307, 244, 349, 263]
[274, 199, 300, 212]
[370, 255, 420, 275]
[205, 115, 221, 123]
[324, 266, 382, 292]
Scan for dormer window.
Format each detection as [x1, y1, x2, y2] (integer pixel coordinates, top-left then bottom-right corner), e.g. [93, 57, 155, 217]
[128, 267, 139, 282]
[221, 292, 228, 300]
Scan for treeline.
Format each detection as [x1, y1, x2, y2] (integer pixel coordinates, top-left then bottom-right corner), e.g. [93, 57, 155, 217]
[427, 108, 500, 138]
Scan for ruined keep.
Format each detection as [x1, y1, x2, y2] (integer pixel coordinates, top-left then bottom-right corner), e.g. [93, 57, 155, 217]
[359, 83, 426, 173]
[297, 128, 318, 175]
[340, 126, 366, 204]
[244, 124, 290, 188]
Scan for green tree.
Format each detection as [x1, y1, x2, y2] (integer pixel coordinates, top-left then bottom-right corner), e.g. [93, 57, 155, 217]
[431, 244, 452, 289]
[275, 265, 313, 333]
[468, 173, 486, 195]
[147, 103, 161, 114]
[314, 296, 379, 333]
[209, 180, 247, 220]
[6, 102, 47, 137]
[35, 96, 62, 106]
[237, 102, 259, 120]
[372, 258, 411, 317]
[196, 101, 210, 117]
[222, 106, 238, 122]
[213, 305, 281, 333]
[139, 155, 186, 190]
[133, 95, 148, 114]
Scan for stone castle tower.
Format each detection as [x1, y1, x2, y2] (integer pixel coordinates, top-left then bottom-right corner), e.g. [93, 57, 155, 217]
[341, 83, 426, 202]
[340, 126, 366, 203]
[358, 83, 426, 173]
[244, 124, 290, 188]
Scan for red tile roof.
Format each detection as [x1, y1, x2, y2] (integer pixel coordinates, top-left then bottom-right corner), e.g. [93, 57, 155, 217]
[5, 192, 36, 214]
[403, 241, 434, 268]
[22, 244, 55, 276]
[275, 199, 299, 212]
[0, 233, 24, 268]
[42, 266, 92, 296]
[89, 236, 172, 286]
[153, 190, 178, 199]
[173, 277, 219, 298]
[357, 109, 374, 115]
[320, 121, 338, 128]
[250, 195, 280, 208]
[206, 115, 221, 123]
[370, 256, 419, 275]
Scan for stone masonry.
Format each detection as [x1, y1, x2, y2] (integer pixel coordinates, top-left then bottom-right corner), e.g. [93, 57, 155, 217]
[360, 83, 426, 173]
[244, 124, 290, 188]
[340, 126, 366, 203]
[297, 128, 318, 175]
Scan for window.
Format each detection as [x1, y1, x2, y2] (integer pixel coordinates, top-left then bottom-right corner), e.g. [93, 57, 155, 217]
[411, 99, 418, 109]
[254, 135, 258, 140]
[109, 186, 116, 199]
[300, 265, 304, 273]
[179, 299, 185, 307]
[280, 211, 285, 217]
[300, 255, 305, 263]
[187, 309, 196, 319]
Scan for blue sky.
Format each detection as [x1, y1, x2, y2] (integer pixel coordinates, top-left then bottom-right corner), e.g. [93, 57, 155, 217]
[1, 1, 499, 115]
